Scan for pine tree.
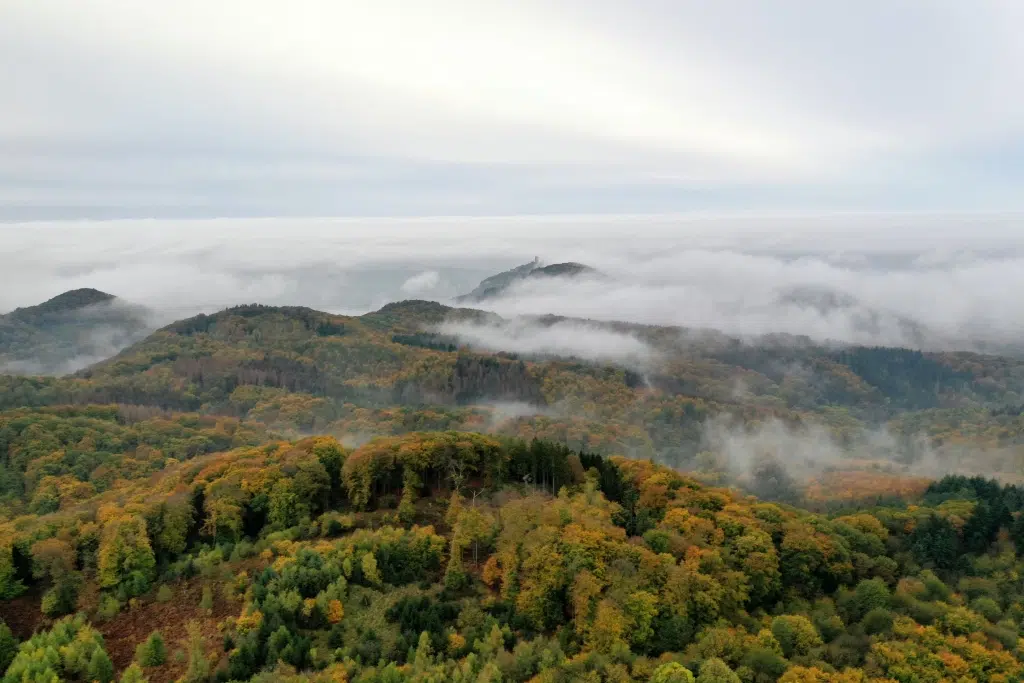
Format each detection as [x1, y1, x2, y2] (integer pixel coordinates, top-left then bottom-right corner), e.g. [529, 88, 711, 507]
[136, 630, 167, 667]
[88, 647, 115, 683]
[120, 662, 149, 683]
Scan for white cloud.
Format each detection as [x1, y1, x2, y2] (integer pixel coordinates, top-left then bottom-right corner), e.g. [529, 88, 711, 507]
[438, 317, 656, 367]
[400, 270, 441, 295]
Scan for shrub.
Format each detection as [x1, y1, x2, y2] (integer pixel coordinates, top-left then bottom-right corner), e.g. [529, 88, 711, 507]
[156, 584, 174, 602]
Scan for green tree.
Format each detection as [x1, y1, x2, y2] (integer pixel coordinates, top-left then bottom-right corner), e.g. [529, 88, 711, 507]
[845, 578, 890, 622]
[88, 648, 115, 683]
[2, 614, 109, 682]
[97, 513, 156, 596]
[770, 615, 822, 658]
[0, 620, 17, 675]
[120, 663, 149, 683]
[651, 662, 696, 683]
[269, 478, 301, 529]
[413, 630, 434, 672]
[741, 648, 788, 683]
[136, 630, 167, 667]
[697, 658, 741, 683]
[0, 542, 24, 599]
[183, 621, 210, 682]
[32, 537, 81, 616]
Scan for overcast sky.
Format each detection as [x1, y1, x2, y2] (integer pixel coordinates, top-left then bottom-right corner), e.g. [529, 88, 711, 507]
[3, 1, 1024, 218]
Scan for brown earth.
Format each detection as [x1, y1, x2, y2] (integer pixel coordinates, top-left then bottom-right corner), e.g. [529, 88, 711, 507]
[1, 591, 43, 639]
[95, 579, 240, 683]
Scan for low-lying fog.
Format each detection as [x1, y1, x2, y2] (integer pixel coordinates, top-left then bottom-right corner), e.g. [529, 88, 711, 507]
[3, 212, 1024, 353]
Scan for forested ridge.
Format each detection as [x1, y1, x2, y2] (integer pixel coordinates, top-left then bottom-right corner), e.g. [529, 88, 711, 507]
[4, 428, 1024, 682]
[3, 297, 1024, 681]
[2, 300, 1023, 472]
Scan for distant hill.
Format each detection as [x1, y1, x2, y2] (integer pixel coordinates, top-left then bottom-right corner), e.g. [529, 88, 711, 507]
[454, 258, 602, 302]
[2, 298, 1022, 473]
[0, 288, 152, 375]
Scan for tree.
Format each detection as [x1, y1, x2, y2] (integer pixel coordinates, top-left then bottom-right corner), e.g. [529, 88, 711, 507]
[0, 620, 17, 675]
[312, 438, 347, 506]
[0, 542, 24, 600]
[587, 600, 627, 655]
[741, 648, 789, 683]
[771, 615, 822, 659]
[413, 630, 434, 672]
[32, 537, 80, 616]
[136, 630, 167, 667]
[269, 478, 301, 529]
[120, 663, 149, 683]
[88, 647, 115, 683]
[844, 578, 890, 623]
[361, 552, 382, 586]
[2, 614, 109, 682]
[651, 662, 696, 683]
[697, 658, 741, 683]
[183, 621, 210, 682]
[98, 513, 156, 595]
[910, 513, 959, 570]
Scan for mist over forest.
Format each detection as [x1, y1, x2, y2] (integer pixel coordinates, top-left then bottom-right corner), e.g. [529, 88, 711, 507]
[4, 212, 1024, 503]
[5, 212, 1024, 353]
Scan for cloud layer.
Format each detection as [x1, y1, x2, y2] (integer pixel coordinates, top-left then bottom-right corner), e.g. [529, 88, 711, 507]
[2, 213, 1023, 352]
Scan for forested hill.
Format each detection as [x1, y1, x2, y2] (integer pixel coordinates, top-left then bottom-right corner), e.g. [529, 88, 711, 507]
[0, 299, 1022, 480]
[3, 298, 1024, 681]
[4, 427, 1024, 682]
[0, 289, 152, 376]
[454, 259, 602, 302]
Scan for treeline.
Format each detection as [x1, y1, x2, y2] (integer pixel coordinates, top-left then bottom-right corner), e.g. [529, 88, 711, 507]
[0, 405, 266, 516]
[391, 333, 459, 353]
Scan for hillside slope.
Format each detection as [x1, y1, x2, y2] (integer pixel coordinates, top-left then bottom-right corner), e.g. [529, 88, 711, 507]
[0, 288, 152, 375]
[0, 300, 1022, 483]
[3, 428, 1024, 682]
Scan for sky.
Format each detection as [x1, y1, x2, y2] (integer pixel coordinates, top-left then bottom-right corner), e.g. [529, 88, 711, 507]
[3, 1, 1024, 218]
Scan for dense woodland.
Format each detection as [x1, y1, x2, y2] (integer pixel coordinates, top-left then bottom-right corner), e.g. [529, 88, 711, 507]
[3, 296, 1024, 681]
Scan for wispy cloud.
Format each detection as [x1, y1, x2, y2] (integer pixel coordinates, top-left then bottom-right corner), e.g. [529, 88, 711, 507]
[437, 317, 656, 367]
[400, 270, 441, 294]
